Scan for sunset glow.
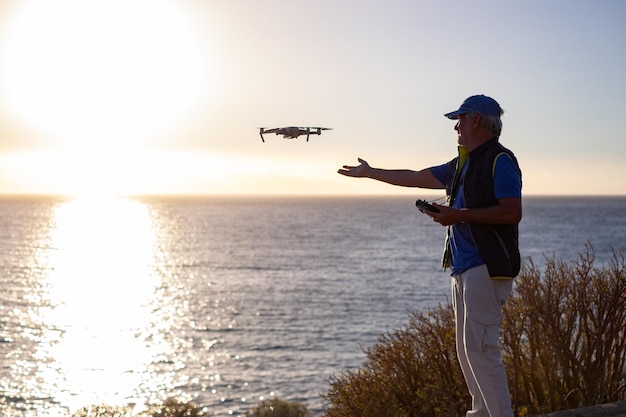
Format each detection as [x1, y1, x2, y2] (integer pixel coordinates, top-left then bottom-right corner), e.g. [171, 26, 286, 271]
[0, 0, 212, 147]
[0, 0, 624, 196]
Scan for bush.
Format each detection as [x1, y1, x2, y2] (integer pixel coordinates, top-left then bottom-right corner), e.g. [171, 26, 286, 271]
[71, 398, 206, 417]
[142, 397, 206, 417]
[323, 303, 467, 417]
[502, 246, 626, 415]
[245, 398, 312, 417]
[322, 245, 626, 417]
[71, 404, 131, 417]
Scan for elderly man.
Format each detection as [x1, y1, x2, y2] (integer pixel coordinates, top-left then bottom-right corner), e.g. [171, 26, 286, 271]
[338, 94, 521, 417]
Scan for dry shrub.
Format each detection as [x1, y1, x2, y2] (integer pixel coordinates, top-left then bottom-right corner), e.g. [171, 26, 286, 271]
[502, 245, 626, 415]
[323, 245, 626, 417]
[142, 398, 205, 417]
[245, 398, 312, 417]
[72, 398, 206, 417]
[71, 404, 134, 417]
[323, 303, 468, 417]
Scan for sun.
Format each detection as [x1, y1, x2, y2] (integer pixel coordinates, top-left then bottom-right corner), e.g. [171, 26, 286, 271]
[0, 0, 213, 146]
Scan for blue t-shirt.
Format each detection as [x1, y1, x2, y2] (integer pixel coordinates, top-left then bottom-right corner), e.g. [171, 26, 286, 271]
[430, 153, 521, 275]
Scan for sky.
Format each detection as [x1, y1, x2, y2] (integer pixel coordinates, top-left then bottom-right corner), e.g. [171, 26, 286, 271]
[0, 0, 624, 197]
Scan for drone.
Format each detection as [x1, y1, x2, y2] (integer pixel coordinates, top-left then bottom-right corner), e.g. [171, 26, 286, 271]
[258, 126, 332, 142]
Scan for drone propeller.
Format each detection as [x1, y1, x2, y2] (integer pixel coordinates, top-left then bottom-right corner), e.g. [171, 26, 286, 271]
[309, 127, 332, 135]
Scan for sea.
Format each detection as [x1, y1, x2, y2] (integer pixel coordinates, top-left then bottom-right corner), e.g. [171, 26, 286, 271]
[0, 195, 624, 417]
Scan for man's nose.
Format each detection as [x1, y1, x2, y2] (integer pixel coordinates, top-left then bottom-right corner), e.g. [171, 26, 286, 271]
[454, 121, 460, 131]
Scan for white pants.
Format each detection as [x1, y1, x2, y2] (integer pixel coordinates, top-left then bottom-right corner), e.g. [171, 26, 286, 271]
[452, 264, 514, 417]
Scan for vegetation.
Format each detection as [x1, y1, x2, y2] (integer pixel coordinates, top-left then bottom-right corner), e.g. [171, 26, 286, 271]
[322, 246, 626, 417]
[503, 246, 626, 415]
[323, 304, 466, 417]
[245, 398, 312, 417]
[70, 397, 310, 417]
[71, 398, 206, 417]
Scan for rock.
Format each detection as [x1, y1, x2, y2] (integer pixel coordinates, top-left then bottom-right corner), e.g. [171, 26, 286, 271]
[532, 401, 626, 417]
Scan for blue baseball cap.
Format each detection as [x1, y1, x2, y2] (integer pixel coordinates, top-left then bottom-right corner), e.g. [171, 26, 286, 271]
[444, 95, 503, 119]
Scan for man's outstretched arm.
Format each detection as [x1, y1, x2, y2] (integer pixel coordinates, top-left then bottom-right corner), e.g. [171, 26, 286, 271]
[338, 158, 445, 189]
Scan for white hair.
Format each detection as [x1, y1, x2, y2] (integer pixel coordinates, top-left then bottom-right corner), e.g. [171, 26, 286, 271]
[467, 111, 503, 137]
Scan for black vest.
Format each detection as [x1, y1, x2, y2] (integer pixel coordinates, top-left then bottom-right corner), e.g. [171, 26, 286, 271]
[443, 138, 522, 278]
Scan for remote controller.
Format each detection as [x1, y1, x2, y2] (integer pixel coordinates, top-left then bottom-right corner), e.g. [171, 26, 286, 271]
[415, 199, 440, 213]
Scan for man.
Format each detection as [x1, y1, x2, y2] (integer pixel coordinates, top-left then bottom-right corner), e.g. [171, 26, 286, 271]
[338, 94, 521, 417]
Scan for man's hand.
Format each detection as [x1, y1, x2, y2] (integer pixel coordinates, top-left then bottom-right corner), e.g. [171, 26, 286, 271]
[423, 203, 460, 226]
[425, 198, 522, 226]
[338, 158, 371, 177]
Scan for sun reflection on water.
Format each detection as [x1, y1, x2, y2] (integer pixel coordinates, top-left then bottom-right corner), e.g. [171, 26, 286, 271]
[37, 197, 171, 413]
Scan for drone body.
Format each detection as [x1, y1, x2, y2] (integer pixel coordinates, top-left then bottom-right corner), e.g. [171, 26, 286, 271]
[259, 126, 331, 142]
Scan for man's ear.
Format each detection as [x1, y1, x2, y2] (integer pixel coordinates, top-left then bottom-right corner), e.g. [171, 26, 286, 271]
[472, 114, 482, 129]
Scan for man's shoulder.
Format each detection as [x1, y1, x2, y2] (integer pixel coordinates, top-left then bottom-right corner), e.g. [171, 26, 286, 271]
[486, 140, 520, 171]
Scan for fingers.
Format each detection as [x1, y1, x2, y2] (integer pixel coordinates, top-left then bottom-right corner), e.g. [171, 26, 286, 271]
[338, 158, 367, 176]
[339, 159, 363, 171]
[337, 166, 355, 176]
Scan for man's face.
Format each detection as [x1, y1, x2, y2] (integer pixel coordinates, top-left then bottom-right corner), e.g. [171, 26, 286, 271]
[454, 113, 477, 147]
